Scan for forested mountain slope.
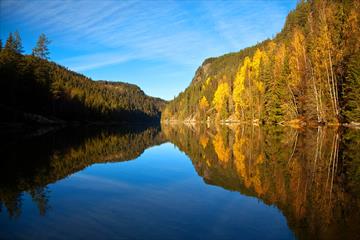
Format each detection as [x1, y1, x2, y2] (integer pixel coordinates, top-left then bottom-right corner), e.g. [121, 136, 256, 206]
[162, 0, 360, 125]
[0, 39, 166, 124]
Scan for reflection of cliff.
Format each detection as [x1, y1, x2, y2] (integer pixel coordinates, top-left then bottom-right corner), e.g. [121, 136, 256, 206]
[0, 126, 166, 218]
[163, 123, 360, 240]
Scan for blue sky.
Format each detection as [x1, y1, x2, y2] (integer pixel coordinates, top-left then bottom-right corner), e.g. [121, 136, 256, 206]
[0, 0, 296, 100]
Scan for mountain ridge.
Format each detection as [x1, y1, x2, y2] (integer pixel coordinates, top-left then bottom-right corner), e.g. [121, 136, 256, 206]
[0, 49, 167, 124]
[162, 0, 360, 126]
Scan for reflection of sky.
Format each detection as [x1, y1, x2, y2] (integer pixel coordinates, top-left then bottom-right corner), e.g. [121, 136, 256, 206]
[0, 143, 294, 240]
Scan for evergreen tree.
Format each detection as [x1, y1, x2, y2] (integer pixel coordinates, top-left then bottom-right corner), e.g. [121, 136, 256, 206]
[3, 32, 23, 54]
[4, 33, 15, 52]
[32, 33, 51, 59]
[13, 31, 23, 54]
[342, 52, 360, 122]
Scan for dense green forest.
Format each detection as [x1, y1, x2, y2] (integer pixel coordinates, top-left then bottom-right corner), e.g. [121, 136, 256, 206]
[162, 0, 360, 125]
[0, 33, 166, 124]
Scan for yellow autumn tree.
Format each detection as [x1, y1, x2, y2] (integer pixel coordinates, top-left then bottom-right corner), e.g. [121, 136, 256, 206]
[205, 77, 211, 86]
[311, 6, 339, 119]
[251, 49, 264, 120]
[289, 28, 306, 88]
[252, 49, 262, 80]
[274, 43, 286, 77]
[213, 82, 230, 120]
[199, 96, 209, 111]
[233, 57, 251, 119]
[199, 96, 209, 120]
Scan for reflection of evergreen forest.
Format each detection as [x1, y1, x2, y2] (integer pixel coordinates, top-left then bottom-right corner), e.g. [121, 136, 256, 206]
[1, 123, 359, 240]
[0, 126, 166, 218]
[163, 124, 360, 240]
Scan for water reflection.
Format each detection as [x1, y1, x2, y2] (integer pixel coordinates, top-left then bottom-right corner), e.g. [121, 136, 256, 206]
[0, 124, 359, 239]
[0, 125, 165, 218]
[163, 123, 360, 240]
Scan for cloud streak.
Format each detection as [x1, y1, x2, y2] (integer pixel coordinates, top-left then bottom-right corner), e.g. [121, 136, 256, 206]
[0, 0, 296, 98]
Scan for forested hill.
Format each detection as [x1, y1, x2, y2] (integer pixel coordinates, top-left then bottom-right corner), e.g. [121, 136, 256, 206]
[162, 0, 360, 125]
[0, 39, 166, 124]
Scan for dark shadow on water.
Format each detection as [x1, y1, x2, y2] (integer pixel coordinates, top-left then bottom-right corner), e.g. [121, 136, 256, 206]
[0, 124, 166, 218]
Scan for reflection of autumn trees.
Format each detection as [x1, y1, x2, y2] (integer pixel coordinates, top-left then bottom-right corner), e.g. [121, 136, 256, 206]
[212, 127, 231, 164]
[0, 126, 166, 218]
[163, 123, 360, 240]
[2, 122, 359, 240]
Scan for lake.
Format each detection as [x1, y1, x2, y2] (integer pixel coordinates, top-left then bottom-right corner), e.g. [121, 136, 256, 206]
[0, 124, 359, 240]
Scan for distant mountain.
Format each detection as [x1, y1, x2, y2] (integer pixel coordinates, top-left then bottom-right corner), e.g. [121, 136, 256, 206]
[0, 50, 166, 124]
[162, 0, 360, 125]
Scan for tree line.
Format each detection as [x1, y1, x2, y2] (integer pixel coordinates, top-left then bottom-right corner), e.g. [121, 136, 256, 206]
[162, 0, 360, 125]
[0, 32, 166, 124]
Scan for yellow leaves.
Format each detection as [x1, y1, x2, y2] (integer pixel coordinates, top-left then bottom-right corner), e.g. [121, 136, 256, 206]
[233, 86, 245, 114]
[202, 77, 211, 91]
[70, 88, 83, 99]
[276, 43, 286, 62]
[199, 96, 209, 111]
[242, 57, 251, 75]
[266, 41, 276, 55]
[292, 28, 305, 55]
[252, 49, 265, 95]
[212, 133, 230, 163]
[206, 159, 212, 167]
[232, 49, 265, 118]
[199, 134, 209, 149]
[205, 77, 211, 86]
[233, 57, 250, 116]
[261, 50, 270, 66]
[235, 56, 251, 91]
[256, 153, 264, 164]
[255, 81, 264, 94]
[252, 49, 262, 79]
[289, 28, 306, 87]
[212, 82, 230, 114]
[233, 138, 246, 177]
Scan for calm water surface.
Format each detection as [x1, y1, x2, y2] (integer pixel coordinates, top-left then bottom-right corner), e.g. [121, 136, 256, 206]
[0, 125, 359, 240]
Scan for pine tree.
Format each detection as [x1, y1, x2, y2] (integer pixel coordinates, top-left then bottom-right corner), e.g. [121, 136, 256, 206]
[32, 33, 51, 59]
[342, 52, 360, 122]
[4, 33, 15, 52]
[13, 31, 23, 54]
[3, 32, 23, 54]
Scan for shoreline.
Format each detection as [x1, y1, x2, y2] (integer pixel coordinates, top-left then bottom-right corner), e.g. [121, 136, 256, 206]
[161, 119, 360, 129]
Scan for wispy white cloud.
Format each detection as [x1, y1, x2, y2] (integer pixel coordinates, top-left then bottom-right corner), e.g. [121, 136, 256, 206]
[202, 0, 292, 51]
[1, 0, 296, 98]
[60, 51, 136, 71]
